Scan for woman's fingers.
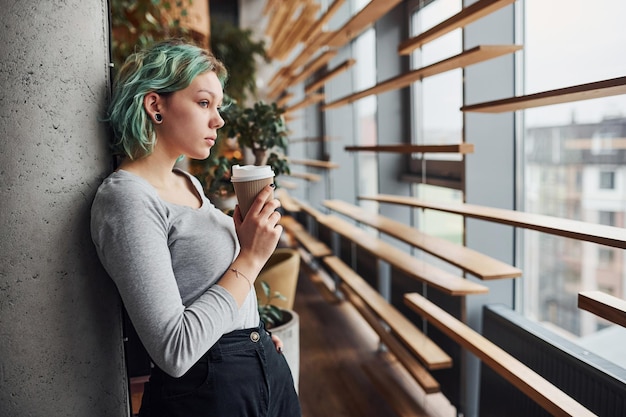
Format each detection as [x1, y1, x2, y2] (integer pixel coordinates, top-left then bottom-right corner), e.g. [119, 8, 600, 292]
[246, 184, 276, 217]
[271, 334, 284, 353]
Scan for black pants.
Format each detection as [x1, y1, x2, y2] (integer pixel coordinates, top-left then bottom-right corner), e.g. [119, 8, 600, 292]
[139, 323, 301, 417]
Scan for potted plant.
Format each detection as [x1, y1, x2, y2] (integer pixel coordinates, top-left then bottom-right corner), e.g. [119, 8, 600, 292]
[192, 99, 291, 206]
[221, 100, 290, 167]
[256, 249, 301, 392]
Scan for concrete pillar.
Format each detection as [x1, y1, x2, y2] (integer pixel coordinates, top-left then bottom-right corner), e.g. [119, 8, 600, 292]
[0, 1, 128, 415]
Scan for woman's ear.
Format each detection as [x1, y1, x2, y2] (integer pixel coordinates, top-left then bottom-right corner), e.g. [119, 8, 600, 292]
[143, 92, 162, 124]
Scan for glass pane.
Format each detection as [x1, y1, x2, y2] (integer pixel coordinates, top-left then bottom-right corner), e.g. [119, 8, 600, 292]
[354, 28, 379, 212]
[412, 184, 464, 265]
[522, 0, 626, 369]
[411, 0, 463, 162]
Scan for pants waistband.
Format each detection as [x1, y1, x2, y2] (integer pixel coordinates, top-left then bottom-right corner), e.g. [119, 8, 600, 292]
[152, 322, 270, 378]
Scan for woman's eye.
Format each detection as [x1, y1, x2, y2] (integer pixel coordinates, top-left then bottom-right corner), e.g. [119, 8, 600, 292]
[199, 100, 209, 108]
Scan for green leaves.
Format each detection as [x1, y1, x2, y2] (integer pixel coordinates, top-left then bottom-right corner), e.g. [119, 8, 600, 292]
[257, 281, 287, 328]
[209, 19, 268, 104]
[110, 0, 193, 69]
[221, 100, 288, 152]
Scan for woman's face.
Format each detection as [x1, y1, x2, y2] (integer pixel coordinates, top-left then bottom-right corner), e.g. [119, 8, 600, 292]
[155, 71, 225, 160]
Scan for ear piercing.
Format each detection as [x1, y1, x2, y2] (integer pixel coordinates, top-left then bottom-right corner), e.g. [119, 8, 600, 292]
[154, 113, 163, 123]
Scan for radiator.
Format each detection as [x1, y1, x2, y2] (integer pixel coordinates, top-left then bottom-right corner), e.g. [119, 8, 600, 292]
[480, 304, 626, 417]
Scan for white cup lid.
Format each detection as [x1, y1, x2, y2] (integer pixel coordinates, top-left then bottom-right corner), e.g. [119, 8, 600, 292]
[231, 164, 275, 182]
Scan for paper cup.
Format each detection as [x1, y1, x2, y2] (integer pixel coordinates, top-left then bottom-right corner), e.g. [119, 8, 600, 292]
[231, 165, 275, 218]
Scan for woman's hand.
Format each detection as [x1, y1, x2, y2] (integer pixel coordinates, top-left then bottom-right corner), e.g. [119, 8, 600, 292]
[271, 334, 284, 354]
[232, 184, 283, 275]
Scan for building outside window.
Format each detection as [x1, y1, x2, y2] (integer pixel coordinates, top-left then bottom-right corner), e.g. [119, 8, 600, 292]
[521, 0, 626, 368]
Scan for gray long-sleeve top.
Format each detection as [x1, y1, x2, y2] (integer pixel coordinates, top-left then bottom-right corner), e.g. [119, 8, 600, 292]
[91, 169, 259, 377]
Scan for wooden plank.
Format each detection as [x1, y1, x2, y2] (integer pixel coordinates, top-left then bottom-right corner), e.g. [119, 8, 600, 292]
[276, 92, 294, 108]
[323, 45, 521, 110]
[318, 215, 489, 295]
[360, 194, 626, 249]
[325, 256, 452, 371]
[398, 0, 516, 55]
[286, 171, 322, 182]
[275, 188, 301, 212]
[461, 76, 626, 113]
[342, 285, 445, 389]
[289, 159, 340, 169]
[300, 0, 346, 50]
[323, 199, 522, 280]
[280, 215, 333, 258]
[404, 293, 598, 417]
[344, 144, 475, 154]
[288, 136, 337, 143]
[288, 50, 339, 88]
[284, 93, 325, 114]
[578, 291, 626, 328]
[325, 0, 403, 48]
[305, 59, 356, 94]
[361, 359, 440, 417]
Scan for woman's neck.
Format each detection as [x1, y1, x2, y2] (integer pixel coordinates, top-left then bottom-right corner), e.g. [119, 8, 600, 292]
[118, 153, 179, 190]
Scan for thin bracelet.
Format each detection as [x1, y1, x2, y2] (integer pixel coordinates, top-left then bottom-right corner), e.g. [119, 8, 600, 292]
[230, 268, 253, 290]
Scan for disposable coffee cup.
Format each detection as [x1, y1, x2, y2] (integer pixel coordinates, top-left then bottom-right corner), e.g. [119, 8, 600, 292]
[231, 164, 275, 218]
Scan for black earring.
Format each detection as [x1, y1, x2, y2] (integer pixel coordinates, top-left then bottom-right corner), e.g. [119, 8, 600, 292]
[154, 113, 163, 123]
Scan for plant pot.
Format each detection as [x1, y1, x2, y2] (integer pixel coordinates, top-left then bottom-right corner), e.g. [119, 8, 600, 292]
[242, 146, 268, 166]
[256, 248, 300, 310]
[268, 309, 299, 393]
[208, 192, 237, 212]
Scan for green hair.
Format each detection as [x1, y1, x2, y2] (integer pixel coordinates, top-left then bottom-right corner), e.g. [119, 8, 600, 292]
[107, 39, 228, 160]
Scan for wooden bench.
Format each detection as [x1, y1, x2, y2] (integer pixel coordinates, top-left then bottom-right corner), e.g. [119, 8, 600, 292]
[323, 199, 522, 280]
[404, 292, 598, 417]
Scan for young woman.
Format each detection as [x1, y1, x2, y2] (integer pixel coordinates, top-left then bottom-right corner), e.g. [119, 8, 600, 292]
[91, 40, 301, 416]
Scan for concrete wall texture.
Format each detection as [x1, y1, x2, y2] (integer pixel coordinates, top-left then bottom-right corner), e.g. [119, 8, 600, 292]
[0, 1, 128, 415]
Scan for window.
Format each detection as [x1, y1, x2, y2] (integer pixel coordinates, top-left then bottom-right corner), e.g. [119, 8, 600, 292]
[408, 0, 463, 190]
[353, 27, 378, 212]
[521, 0, 626, 367]
[599, 171, 615, 190]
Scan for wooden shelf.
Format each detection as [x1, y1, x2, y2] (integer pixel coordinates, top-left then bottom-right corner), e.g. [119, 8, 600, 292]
[288, 50, 338, 88]
[578, 291, 626, 328]
[267, 1, 320, 61]
[398, 0, 516, 55]
[276, 92, 294, 108]
[404, 293, 597, 417]
[325, 0, 403, 49]
[277, 179, 298, 190]
[323, 199, 522, 280]
[305, 59, 356, 94]
[298, 0, 346, 53]
[360, 194, 626, 249]
[461, 76, 626, 113]
[344, 144, 474, 154]
[289, 159, 340, 169]
[317, 215, 489, 295]
[286, 172, 322, 182]
[323, 45, 521, 110]
[288, 136, 337, 144]
[266, 0, 344, 95]
[284, 93, 325, 114]
[326, 256, 453, 371]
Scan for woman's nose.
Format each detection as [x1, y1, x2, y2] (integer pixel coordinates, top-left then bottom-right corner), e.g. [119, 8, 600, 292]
[212, 112, 225, 129]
